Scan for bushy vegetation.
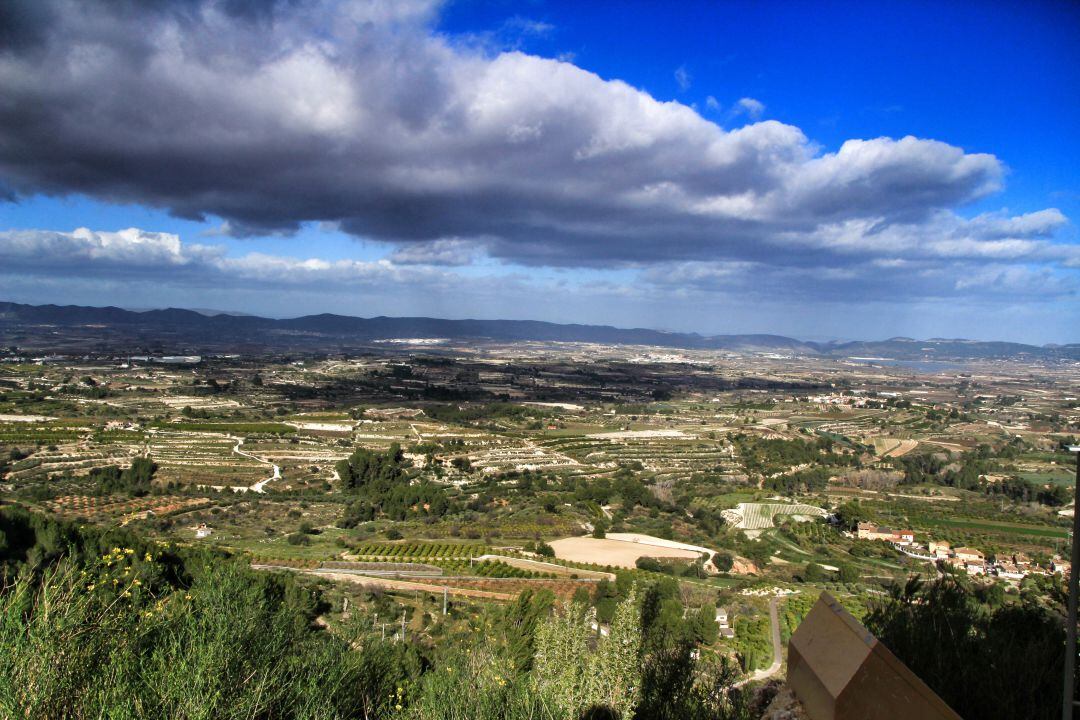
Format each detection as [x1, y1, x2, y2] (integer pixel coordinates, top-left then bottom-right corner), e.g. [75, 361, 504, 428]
[865, 573, 1069, 720]
[893, 444, 1072, 506]
[0, 506, 417, 719]
[90, 456, 158, 497]
[731, 616, 771, 672]
[336, 445, 450, 521]
[0, 508, 757, 720]
[734, 436, 856, 477]
[336, 444, 410, 491]
[422, 403, 546, 425]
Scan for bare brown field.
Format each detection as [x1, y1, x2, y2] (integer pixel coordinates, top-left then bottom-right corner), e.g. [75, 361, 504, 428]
[549, 536, 701, 569]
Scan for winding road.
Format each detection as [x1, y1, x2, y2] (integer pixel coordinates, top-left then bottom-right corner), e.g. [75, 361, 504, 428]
[231, 437, 280, 493]
[198, 437, 280, 494]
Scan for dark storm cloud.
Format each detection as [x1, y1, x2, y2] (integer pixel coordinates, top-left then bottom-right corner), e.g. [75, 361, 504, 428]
[0, 1, 55, 52]
[0, 0, 1070, 277]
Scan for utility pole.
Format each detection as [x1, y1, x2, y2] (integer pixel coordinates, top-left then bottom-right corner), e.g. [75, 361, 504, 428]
[443, 587, 448, 615]
[401, 609, 407, 643]
[1064, 445, 1080, 720]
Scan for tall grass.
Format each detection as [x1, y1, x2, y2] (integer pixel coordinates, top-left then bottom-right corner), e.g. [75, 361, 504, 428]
[0, 560, 409, 719]
[0, 508, 755, 720]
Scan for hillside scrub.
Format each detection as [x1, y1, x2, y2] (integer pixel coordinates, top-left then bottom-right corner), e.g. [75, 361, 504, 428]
[864, 573, 1069, 720]
[0, 507, 756, 720]
[90, 456, 158, 496]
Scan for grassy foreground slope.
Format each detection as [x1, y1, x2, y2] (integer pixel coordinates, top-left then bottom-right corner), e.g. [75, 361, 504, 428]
[0, 506, 757, 720]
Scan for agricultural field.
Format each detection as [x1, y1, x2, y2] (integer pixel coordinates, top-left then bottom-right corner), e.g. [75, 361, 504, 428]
[722, 503, 828, 532]
[43, 494, 211, 523]
[1, 345, 1076, 689]
[548, 535, 705, 569]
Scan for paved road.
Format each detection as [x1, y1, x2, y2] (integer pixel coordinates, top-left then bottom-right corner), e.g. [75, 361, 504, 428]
[734, 595, 782, 688]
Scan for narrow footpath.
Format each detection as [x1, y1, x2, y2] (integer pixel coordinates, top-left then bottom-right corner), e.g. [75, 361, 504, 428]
[734, 595, 783, 688]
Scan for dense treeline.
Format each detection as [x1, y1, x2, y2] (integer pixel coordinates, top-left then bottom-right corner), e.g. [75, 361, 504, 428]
[892, 445, 1071, 506]
[990, 475, 1069, 506]
[763, 466, 833, 494]
[335, 444, 452, 524]
[422, 403, 546, 425]
[865, 573, 1069, 720]
[336, 444, 410, 492]
[89, 456, 158, 496]
[728, 435, 859, 494]
[570, 469, 661, 510]
[157, 420, 297, 435]
[734, 435, 858, 481]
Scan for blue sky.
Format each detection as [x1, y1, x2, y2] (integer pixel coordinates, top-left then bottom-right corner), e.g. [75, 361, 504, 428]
[438, 0, 1079, 215]
[1, 0, 1078, 342]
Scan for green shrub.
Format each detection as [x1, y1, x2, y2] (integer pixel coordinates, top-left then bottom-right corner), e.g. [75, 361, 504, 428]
[865, 575, 1067, 720]
[0, 560, 409, 719]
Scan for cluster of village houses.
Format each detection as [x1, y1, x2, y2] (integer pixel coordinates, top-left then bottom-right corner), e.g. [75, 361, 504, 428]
[855, 522, 1068, 580]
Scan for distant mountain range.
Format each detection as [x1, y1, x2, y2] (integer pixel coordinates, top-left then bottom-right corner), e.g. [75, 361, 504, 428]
[0, 301, 1077, 360]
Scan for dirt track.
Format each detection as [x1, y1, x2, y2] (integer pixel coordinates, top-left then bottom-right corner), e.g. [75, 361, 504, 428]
[305, 570, 517, 600]
[882, 439, 919, 458]
[734, 596, 782, 688]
